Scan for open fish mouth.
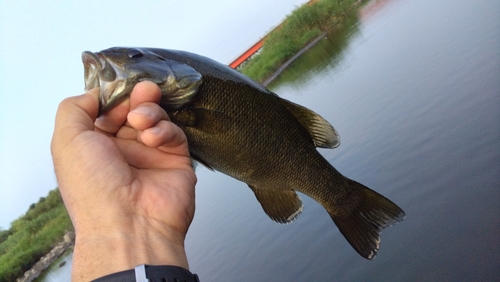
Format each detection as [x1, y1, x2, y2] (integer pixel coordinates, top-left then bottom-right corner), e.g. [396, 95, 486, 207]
[82, 51, 103, 92]
[82, 51, 127, 114]
[82, 51, 109, 110]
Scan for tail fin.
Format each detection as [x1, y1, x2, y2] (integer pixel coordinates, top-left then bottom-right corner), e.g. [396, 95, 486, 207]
[329, 179, 405, 259]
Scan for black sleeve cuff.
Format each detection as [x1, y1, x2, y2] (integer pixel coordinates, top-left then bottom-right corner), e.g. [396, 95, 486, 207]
[92, 265, 199, 282]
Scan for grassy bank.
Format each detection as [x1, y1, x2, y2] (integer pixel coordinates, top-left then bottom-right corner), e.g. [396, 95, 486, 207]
[0, 189, 72, 282]
[240, 0, 365, 82]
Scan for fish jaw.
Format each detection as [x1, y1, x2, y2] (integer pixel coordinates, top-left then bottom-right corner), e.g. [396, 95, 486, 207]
[82, 51, 133, 114]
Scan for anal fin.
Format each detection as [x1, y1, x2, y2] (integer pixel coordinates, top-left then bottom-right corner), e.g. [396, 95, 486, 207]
[249, 185, 303, 224]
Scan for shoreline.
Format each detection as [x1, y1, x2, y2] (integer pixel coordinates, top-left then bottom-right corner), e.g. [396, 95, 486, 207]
[262, 0, 364, 86]
[242, 0, 366, 84]
[16, 231, 74, 282]
[262, 31, 328, 86]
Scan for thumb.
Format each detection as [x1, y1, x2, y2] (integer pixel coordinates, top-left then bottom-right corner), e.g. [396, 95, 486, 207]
[51, 88, 100, 152]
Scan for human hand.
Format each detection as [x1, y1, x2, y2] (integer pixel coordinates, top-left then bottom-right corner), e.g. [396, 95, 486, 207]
[51, 81, 196, 281]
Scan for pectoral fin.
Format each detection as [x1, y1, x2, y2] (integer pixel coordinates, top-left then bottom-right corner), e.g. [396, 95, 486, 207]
[277, 97, 340, 148]
[249, 185, 303, 224]
[170, 108, 230, 133]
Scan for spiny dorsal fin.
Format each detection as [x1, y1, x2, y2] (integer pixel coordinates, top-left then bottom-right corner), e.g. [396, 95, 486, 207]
[277, 97, 340, 148]
[249, 185, 303, 224]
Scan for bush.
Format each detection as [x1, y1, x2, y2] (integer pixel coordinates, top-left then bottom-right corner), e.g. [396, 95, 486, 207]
[240, 0, 365, 82]
[0, 189, 73, 281]
[0, 229, 11, 244]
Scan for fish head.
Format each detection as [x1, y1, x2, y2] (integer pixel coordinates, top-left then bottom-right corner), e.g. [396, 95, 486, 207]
[82, 47, 202, 115]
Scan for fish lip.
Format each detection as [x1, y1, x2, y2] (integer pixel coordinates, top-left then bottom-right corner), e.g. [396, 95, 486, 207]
[82, 51, 107, 109]
[82, 51, 102, 90]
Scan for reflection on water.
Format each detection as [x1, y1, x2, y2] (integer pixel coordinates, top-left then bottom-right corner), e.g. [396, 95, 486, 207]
[267, 13, 361, 90]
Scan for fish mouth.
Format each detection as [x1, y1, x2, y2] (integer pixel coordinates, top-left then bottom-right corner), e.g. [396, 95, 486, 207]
[82, 51, 126, 114]
[82, 51, 102, 92]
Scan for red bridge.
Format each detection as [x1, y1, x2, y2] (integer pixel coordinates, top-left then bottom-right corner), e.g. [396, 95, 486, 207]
[228, 39, 265, 69]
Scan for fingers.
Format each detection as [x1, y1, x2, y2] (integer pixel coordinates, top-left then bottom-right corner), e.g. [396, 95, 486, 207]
[117, 103, 187, 150]
[127, 102, 170, 131]
[129, 81, 162, 109]
[115, 116, 191, 169]
[94, 80, 190, 157]
[127, 103, 184, 148]
[138, 120, 188, 149]
[95, 81, 162, 134]
[94, 99, 130, 135]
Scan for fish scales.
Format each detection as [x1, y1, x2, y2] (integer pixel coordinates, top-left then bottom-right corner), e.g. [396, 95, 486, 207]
[188, 80, 336, 191]
[149, 49, 342, 194]
[82, 47, 405, 259]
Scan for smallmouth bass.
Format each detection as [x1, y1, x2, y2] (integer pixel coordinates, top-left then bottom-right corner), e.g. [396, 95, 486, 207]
[82, 47, 405, 259]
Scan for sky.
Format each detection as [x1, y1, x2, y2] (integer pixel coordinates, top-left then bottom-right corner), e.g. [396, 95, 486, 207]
[0, 0, 308, 229]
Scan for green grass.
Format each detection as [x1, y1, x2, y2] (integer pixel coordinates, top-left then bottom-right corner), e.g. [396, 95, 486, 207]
[240, 0, 365, 82]
[0, 189, 73, 282]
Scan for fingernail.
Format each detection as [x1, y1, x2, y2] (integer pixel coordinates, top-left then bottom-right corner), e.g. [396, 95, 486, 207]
[131, 106, 153, 117]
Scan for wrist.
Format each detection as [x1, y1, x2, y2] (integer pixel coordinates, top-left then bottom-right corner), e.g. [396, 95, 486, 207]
[72, 227, 188, 281]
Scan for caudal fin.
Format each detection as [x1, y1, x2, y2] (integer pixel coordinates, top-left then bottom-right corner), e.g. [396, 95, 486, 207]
[329, 179, 405, 259]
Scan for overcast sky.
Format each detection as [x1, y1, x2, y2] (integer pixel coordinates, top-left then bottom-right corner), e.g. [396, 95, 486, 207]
[0, 0, 308, 229]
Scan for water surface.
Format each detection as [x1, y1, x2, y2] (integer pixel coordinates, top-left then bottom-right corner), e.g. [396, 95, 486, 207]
[38, 251, 72, 282]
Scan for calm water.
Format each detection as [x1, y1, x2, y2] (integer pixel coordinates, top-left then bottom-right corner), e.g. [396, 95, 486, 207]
[38, 251, 72, 282]
[46, 0, 499, 280]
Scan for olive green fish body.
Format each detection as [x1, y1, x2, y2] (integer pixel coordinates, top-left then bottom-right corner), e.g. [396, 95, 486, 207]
[171, 74, 339, 198]
[82, 47, 405, 259]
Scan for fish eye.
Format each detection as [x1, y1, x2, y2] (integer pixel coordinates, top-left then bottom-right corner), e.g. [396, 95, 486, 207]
[127, 49, 143, 59]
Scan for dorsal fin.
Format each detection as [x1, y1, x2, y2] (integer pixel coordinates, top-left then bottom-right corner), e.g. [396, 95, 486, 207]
[277, 97, 340, 148]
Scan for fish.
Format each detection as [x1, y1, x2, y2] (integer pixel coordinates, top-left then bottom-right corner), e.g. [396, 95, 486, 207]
[82, 47, 405, 259]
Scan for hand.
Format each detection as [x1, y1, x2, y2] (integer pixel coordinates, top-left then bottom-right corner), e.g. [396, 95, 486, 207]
[51, 81, 196, 281]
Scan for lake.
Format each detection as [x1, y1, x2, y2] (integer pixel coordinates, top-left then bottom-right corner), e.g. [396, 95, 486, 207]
[45, 0, 500, 280]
